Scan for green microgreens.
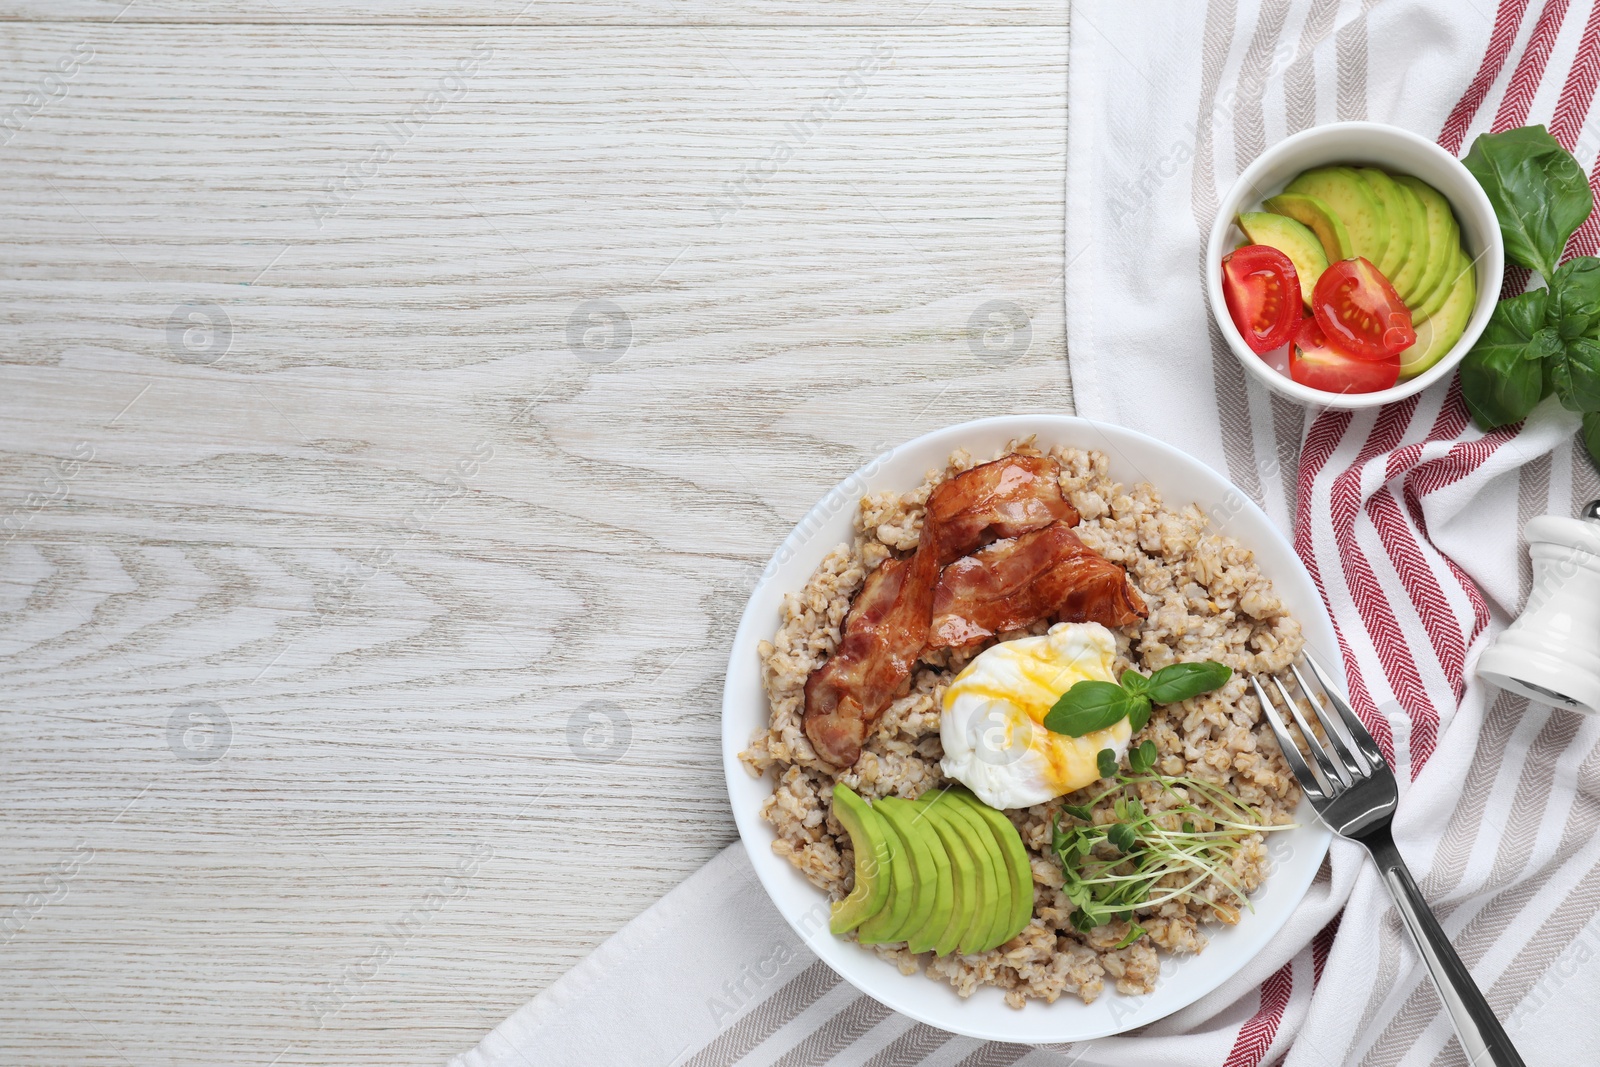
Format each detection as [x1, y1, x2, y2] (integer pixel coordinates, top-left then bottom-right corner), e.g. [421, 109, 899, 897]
[1043, 661, 1232, 739]
[1049, 755, 1294, 941]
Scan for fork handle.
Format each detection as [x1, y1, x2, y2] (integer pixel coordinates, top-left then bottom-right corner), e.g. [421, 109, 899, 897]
[1363, 831, 1526, 1067]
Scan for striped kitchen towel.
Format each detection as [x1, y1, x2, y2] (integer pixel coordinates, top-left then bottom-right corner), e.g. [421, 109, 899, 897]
[453, 3, 1600, 1066]
[1066, 1, 1600, 1065]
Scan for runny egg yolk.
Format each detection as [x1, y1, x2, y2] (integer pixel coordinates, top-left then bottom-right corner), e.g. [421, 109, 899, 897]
[938, 622, 1130, 810]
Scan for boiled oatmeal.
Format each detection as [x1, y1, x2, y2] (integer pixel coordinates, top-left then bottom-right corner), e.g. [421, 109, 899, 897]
[739, 440, 1304, 1008]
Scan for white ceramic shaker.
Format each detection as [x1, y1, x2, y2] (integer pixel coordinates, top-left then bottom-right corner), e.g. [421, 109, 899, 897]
[1478, 499, 1600, 715]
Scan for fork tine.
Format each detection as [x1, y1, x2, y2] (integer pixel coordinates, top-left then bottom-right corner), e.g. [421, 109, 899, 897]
[1250, 676, 1326, 802]
[1289, 662, 1368, 779]
[1271, 672, 1348, 791]
[1304, 652, 1389, 768]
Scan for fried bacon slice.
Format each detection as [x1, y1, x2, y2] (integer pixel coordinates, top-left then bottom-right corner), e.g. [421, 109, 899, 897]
[926, 522, 1147, 649]
[923, 454, 1079, 564]
[801, 549, 940, 768]
[802, 454, 1078, 767]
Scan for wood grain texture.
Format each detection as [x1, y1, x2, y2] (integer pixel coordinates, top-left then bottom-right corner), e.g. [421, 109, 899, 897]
[0, 0, 1067, 25]
[0, 17, 1068, 1065]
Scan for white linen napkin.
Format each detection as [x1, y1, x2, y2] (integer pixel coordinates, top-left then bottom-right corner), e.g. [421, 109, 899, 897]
[455, 3, 1600, 1065]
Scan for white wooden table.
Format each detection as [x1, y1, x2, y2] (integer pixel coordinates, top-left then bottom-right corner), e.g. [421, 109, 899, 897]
[0, 3, 1067, 1062]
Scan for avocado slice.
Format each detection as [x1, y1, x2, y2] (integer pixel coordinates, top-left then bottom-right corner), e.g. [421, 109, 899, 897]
[941, 789, 1034, 949]
[1402, 259, 1476, 378]
[940, 799, 1004, 953]
[1237, 212, 1329, 307]
[1284, 166, 1390, 266]
[1416, 246, 1472, 322]
[1388, 179, 1431, 304]
[939, 801, 1005, 954]
[1263, 192, 1354, 263]
[1358, 168, 1413, 282]
[829, 784, 894, 935]
[1394, 174, 1460, 316]
[877, 796, 951, 953]
[916, 800, 978, 956]
[902, 840, 953, 953]
[855, 803, 914, 945]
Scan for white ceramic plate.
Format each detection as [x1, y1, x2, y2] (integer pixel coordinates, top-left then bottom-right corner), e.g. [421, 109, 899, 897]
[721, 414, 1335, 1043]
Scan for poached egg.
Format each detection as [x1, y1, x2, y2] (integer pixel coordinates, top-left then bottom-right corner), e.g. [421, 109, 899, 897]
[939, 622, 1129, 809]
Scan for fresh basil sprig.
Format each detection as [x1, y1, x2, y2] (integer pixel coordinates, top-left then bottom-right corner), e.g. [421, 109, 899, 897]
[1046, 681, 1139, 739]
[1043, 661, 1231, 741]
[1463, 125, 1593, 281]
[1460, 288, 1553, 427]
[1143, 661, 1232, 703]
[1461, 125, 1600, 468]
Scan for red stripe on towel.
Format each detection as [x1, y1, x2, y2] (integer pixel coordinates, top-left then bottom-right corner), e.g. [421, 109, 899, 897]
[1440, 0, 1536, 153]
[1222, 961, 1295, 1067]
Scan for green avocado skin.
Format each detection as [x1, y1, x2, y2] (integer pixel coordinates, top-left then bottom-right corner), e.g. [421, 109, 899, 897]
[1285, 166, 1389, 266]
[833, 786, 1035, 957]
[944, 801, 1008, 952]
[828, 784, 894, 936]
[916, 801, 978, 957]
[1387, 180, 1432, 304]
[918, 789, 1032, 954]
[1358, 168, 1414, 281]
[944, 790, 1035, 946]
[1394, 174, 1462, 317]
[1263, 192, 1353, 263]
[1402, 259, 1476, 378]
[931, 800, 996, 955]
[855, 807, 914, 945]
[876, 796, 952, 953]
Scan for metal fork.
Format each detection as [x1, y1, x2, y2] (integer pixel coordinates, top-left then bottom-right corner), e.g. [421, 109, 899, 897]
[1252, 655, 1526, 1067]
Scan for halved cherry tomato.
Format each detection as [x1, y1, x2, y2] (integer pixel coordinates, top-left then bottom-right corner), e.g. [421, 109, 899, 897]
[1222, 245, 1301, 354]
[1312, 257, 1415, 359]
[1290, 317, 1399, 394]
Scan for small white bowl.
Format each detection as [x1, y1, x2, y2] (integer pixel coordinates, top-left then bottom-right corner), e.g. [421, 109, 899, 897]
[1205, 121, 1504, 410]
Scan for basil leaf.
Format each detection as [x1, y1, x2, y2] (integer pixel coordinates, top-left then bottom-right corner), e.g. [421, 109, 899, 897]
[1548, 257, 1600, 339]
[1096, 747, 1119, 780]
[1463, 342, 1548, 429]
[1120, 670, 1150, 696]
[1145, 661, 1232, 704]
[1584, 413, 1600, 471]
[1045, 681, 1138, 737]
[1106, 822, 1137, 852]
[1549, 337, 1600, 412]
[1126, 696, 1153, 734]
[1478, 285, 1550, 351]
[1464, 125, 1593, 279]
[1462, 288, 1552, 429]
